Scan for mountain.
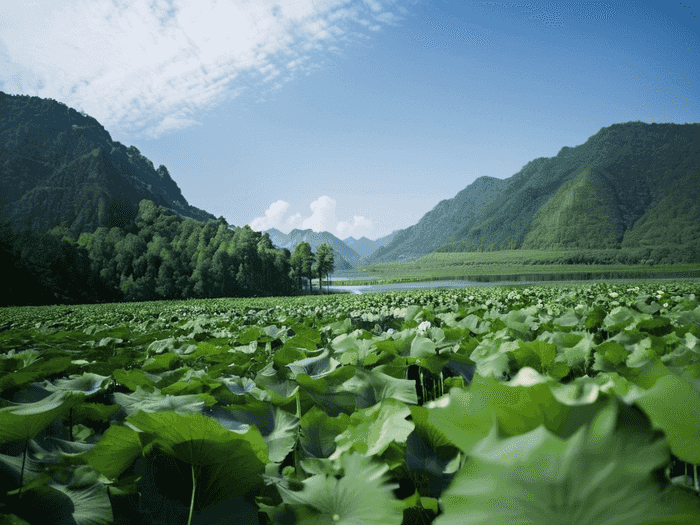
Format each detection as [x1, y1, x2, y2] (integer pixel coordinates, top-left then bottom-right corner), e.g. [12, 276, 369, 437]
[368, 121, 700, 262]
[263, 228, 359, 270]
[0, 91, 216, 234]
[366, 176, 509, 263]
[343, 231, 400, 259]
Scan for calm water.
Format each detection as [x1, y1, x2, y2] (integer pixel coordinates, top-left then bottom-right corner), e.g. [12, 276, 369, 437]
[327, 276, 700, 294]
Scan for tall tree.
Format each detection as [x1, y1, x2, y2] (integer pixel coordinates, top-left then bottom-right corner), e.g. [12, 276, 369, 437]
[315, 244, 335, 293]
[291, 242, 315, 292]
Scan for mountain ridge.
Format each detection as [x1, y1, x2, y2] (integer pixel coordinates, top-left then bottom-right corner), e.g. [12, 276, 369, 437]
[367, 121, 700, 262]
[0, 91, 216, 234]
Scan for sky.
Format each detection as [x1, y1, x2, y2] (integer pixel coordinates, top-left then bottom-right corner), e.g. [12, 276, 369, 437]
[1, 1, 699, 241]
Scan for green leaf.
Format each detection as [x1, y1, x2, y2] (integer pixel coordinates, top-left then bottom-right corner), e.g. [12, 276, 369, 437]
[113, 368, 159, 391]
[78, 425, 142, 479]
[274, 452, 403, 525]
[595, 340, 628, 366]
[0, 357, 72, 393]
[633, 373, 700, 464]
[42, 373, 112, 396]
[299, 406, 352, 459]
[435, 398, 679, 525]
[0, 391, 84, 444]
[330, 398, 414, 459]
[128, 411, 268, 503]
[113, 386, 213, 415]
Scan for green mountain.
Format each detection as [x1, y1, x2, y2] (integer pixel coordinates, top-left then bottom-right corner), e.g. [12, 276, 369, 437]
[366, 176, 509, 263]
[343, 231, 400, 259]
[369, 121, 700, 262]
[264, 228, 357, 270]
[0, 91, 215, 234]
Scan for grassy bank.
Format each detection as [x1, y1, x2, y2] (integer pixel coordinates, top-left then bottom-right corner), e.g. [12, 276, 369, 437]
[327, 250, 700, 286]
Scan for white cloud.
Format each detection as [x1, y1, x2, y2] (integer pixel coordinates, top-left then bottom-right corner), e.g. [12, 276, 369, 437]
[0, 0, 404, 139]
[301, 196, 337, 232]
[250, 196, 373, 238]
[250, 200, 290, 231]
[285, 213, 303, 230]
[337, 215, 373, 239]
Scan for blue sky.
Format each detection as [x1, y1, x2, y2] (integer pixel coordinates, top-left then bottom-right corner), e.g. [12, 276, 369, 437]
[1, 1, 698, 240]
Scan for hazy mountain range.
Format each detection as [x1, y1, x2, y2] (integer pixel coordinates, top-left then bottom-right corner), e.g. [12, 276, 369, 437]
[2, 91, 698, 269]
[263, 228, 398, 269]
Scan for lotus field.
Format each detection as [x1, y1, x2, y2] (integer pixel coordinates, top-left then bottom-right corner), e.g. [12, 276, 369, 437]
[1, 281, 700, 524]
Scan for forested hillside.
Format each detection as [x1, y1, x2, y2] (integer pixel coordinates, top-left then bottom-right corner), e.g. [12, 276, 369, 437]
[369, 122, 700, 262]
[0, 91, 215, 234]
[1, 200, 305, 306]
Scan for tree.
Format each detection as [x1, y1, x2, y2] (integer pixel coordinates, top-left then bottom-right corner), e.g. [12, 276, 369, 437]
[291, 242, 315, 292]
[315, 244, 335, 293]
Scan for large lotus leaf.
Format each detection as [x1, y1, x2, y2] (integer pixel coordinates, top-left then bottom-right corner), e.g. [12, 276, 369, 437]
[42, 373, 112, 396]
[72, 402, 120, 423]
[330, 398, 414, 460]
[435, 398, 685, 525]
[296, 366, 357, 417]
[512, 340, 556, 372]
[405, 430, 460, 498]
[5, 464, 113, 525]
[274, 452, 403, 525]
[410, 336, 437, 358]
[262, 407, 300, 463]
[213, 402, 299, 462]
[633, 372, 700, 464]
[112, 368, 160, 391]
[469, 339, 513, 379]
[456, 314, 491, 335]
[113, 386, 214, 415]
[77, 424, 143, 480]
[141, 353, 180, 373]
[0, 356, 72, 393]
[128, 411, 267, 503]
[0, 391, 84, 444]
[424, 373, 571, 453]
[539, 330, 596, 369]
[287, 349, 340, 379]
[342, 366, 418, 408]
[299, 406, 352, 459]
[501, 309, 539, 339]
[603, 306, 650, 333]
[552, 310, 581, 329]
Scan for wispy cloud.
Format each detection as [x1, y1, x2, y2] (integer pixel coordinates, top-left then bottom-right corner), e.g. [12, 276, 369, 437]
[250, 196, 373, 239]
[0, 0, 405, 139]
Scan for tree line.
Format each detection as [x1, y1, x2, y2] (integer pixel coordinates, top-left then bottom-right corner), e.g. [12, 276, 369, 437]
[1, 200, 334, 306]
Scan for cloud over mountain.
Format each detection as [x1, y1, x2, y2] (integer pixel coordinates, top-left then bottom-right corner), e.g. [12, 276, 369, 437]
[250, 195, 373, 239]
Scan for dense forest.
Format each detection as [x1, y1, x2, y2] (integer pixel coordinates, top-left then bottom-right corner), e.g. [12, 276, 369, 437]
[1, 200, 333, 307]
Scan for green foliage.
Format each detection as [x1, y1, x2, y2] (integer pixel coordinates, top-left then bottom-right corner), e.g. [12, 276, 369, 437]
[0, 281, 699, 524]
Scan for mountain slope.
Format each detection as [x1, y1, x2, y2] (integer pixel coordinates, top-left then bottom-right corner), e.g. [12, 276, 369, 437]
[343, 231, 400, 259]
[366, 176, 509, 263]
[0, 91, 215, 234]
[452, 122, 700, 252]
[370, 121, 699, 261]
[264, 228, 358, 270]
